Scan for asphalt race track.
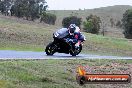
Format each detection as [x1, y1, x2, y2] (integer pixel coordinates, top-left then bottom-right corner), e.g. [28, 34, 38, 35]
[0, 50, 132, 59]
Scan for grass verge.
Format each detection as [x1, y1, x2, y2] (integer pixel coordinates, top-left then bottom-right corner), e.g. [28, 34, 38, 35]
[0, 59, 132, 88]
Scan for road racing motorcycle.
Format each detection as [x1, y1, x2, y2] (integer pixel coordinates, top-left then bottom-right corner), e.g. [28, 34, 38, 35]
[45, 38, 83, 56]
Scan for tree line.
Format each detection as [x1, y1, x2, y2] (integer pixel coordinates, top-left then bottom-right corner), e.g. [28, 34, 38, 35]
[0, 0, 56, 25]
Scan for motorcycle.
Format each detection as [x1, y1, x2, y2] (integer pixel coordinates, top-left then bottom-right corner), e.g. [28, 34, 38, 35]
[45, 38, 82, 56]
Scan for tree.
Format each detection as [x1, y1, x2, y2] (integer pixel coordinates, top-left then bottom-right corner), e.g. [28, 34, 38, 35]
[100, 21, 107, 36]
[122, 9, 132, 39]
[40, 12, 56, 25]
[83, 14, 101, 34]
[110, 18, 115, 27]
[10, 0, 48, 21]
[0, 0, 12, 16]
[62, 16, 82, 28]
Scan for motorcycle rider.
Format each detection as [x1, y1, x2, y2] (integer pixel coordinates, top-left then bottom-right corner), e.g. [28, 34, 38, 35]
[53, 24, 86, 48]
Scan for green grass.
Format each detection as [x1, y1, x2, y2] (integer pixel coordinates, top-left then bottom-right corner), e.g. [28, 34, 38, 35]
[82, 33, 132, 56]
[0, 59, 132, 88]
[0, 39, 43, 51]
[88, 34, 132, 50]
[0, 16, 132, 56]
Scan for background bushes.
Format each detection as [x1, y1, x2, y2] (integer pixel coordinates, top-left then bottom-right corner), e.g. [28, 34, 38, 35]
[83, 14, 101, 34]
[122, 9, 132, 39]
[62, 16, 82, 28]
[40, 12, 56, 25]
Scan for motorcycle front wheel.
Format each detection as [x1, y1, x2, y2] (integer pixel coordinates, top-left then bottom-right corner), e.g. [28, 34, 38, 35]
[70, 45, 82, 56]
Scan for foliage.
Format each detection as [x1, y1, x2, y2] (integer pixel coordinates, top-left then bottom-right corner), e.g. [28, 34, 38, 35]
[0, 0, 12, 16]
[83, 14, 101, 34]
[40, 12, 56, 25]
[0, 0, 48, 21]
[0, 0, 57, 25]
[12, 0, 47, 21]
[122, 9, 132, 39]
[62, 16, 82, 28]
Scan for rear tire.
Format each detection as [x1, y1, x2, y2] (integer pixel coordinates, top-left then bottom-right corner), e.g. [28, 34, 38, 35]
[45, 42, 56, 55]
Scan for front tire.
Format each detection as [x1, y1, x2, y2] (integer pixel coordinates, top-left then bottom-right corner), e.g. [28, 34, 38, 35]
[70, 45, 82, 56]
[45, 42, 56, 55]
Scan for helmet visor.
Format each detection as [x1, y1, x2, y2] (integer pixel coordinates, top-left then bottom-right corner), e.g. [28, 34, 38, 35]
[69, 28, 75, 33]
